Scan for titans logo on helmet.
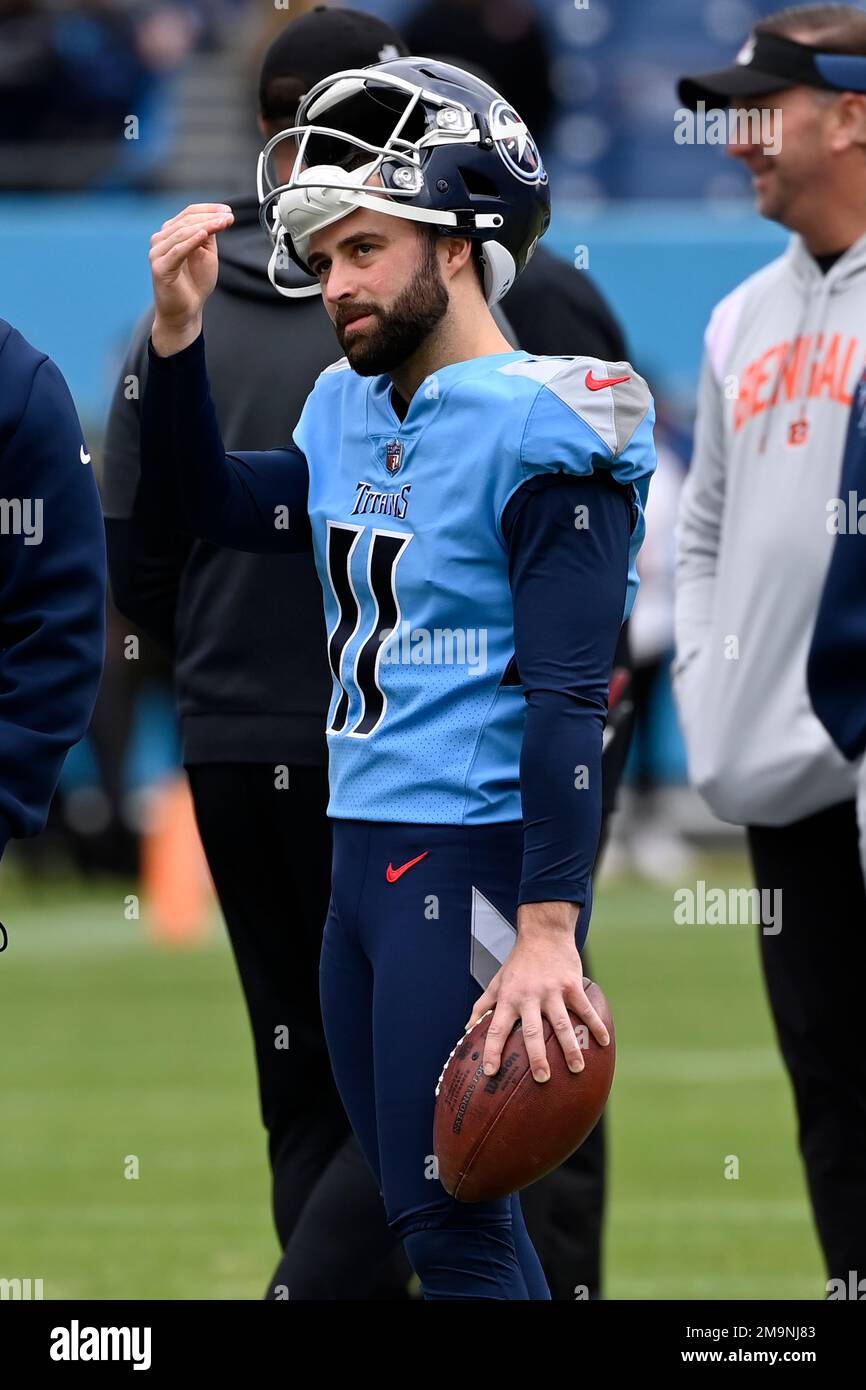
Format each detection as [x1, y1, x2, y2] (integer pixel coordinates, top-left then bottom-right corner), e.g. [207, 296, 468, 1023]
[488, 100, 547, 186]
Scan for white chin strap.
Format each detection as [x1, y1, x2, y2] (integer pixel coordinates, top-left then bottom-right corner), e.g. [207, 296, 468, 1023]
[265, 162, 513, 305]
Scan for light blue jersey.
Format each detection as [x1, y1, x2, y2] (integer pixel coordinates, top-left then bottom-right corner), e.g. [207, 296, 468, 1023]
[293, 350, 655, 824]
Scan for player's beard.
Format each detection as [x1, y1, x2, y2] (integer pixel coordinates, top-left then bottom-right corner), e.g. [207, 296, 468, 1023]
[334, 234, 449, 375]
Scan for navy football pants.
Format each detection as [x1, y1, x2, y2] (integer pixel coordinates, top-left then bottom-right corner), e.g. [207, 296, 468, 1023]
[320, 818, 592, 1300]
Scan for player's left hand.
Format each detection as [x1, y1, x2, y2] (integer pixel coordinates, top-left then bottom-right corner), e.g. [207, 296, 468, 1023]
[465, 901, 610, 1083]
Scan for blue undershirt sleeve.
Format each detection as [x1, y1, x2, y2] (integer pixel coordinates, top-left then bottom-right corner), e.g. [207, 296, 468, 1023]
[503, 470, 634, 907]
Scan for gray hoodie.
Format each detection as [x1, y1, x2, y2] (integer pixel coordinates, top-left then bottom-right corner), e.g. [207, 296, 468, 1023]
[674, 232, 866, 826]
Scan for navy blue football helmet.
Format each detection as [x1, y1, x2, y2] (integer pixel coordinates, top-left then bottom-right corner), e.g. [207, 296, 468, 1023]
[256, 57, 551, 305]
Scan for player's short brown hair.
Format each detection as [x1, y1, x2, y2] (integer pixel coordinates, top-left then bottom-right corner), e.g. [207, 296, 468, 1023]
[757, 4, 866, 54]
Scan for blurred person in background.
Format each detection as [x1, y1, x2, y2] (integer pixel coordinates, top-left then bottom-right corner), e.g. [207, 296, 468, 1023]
[675, 4, 866, 1283]
[103, 5, 416, 1302]
[808, 370, 866, 875]
[0, 0, 198, 189]
[404, 0, 554, 147]
[54, 600, 172, 879]
[607, 416, 691, 883]
[0, 318, 105, 868]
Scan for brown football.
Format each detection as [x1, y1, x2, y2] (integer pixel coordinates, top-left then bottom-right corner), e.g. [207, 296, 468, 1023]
[433, 980, 615, 1202]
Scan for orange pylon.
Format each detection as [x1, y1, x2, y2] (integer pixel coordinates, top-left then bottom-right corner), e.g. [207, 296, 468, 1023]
[140, 775, 213, 945]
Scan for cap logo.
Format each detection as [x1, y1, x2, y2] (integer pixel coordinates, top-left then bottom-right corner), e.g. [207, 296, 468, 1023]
[736, 36, 757, 67]
[488, 99, 547, 185]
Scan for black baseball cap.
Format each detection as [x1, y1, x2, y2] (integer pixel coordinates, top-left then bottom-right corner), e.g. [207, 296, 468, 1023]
[679, 30, 866, 110]
[259, 5, 410, 121]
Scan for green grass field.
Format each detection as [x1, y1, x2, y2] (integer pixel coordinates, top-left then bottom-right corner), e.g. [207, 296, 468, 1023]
[0, 853, 824, 1300]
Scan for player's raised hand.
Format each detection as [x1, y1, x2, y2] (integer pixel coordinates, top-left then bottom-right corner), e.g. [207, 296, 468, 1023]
[149, 203, 234, 356]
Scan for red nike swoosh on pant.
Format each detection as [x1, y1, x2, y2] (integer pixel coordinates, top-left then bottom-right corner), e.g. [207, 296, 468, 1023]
[386, 851, 429, 883]
[585, 371, 632, 391]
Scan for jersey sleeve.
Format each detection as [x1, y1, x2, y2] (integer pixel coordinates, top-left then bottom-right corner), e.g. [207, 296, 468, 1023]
[499, 358, 656, 618]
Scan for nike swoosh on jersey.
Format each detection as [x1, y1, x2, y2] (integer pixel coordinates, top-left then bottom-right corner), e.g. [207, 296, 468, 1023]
[585, 371, 632, 392]
[386, 851, 430, 883]
[80, 445, 91, 465]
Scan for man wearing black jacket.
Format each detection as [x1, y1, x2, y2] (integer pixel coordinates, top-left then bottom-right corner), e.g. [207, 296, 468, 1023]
[104, 6, 629, 1301]
[0, 320, 105, 867]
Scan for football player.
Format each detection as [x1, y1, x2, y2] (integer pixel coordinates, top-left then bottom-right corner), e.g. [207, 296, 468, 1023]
[140, 59, 655, 1299]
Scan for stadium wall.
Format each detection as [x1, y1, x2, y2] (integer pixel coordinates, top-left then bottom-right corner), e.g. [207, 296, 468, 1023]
[0, 195, 788, 428]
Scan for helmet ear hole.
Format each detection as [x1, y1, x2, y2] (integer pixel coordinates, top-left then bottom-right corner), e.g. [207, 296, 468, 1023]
[458, 167, 500, 199]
